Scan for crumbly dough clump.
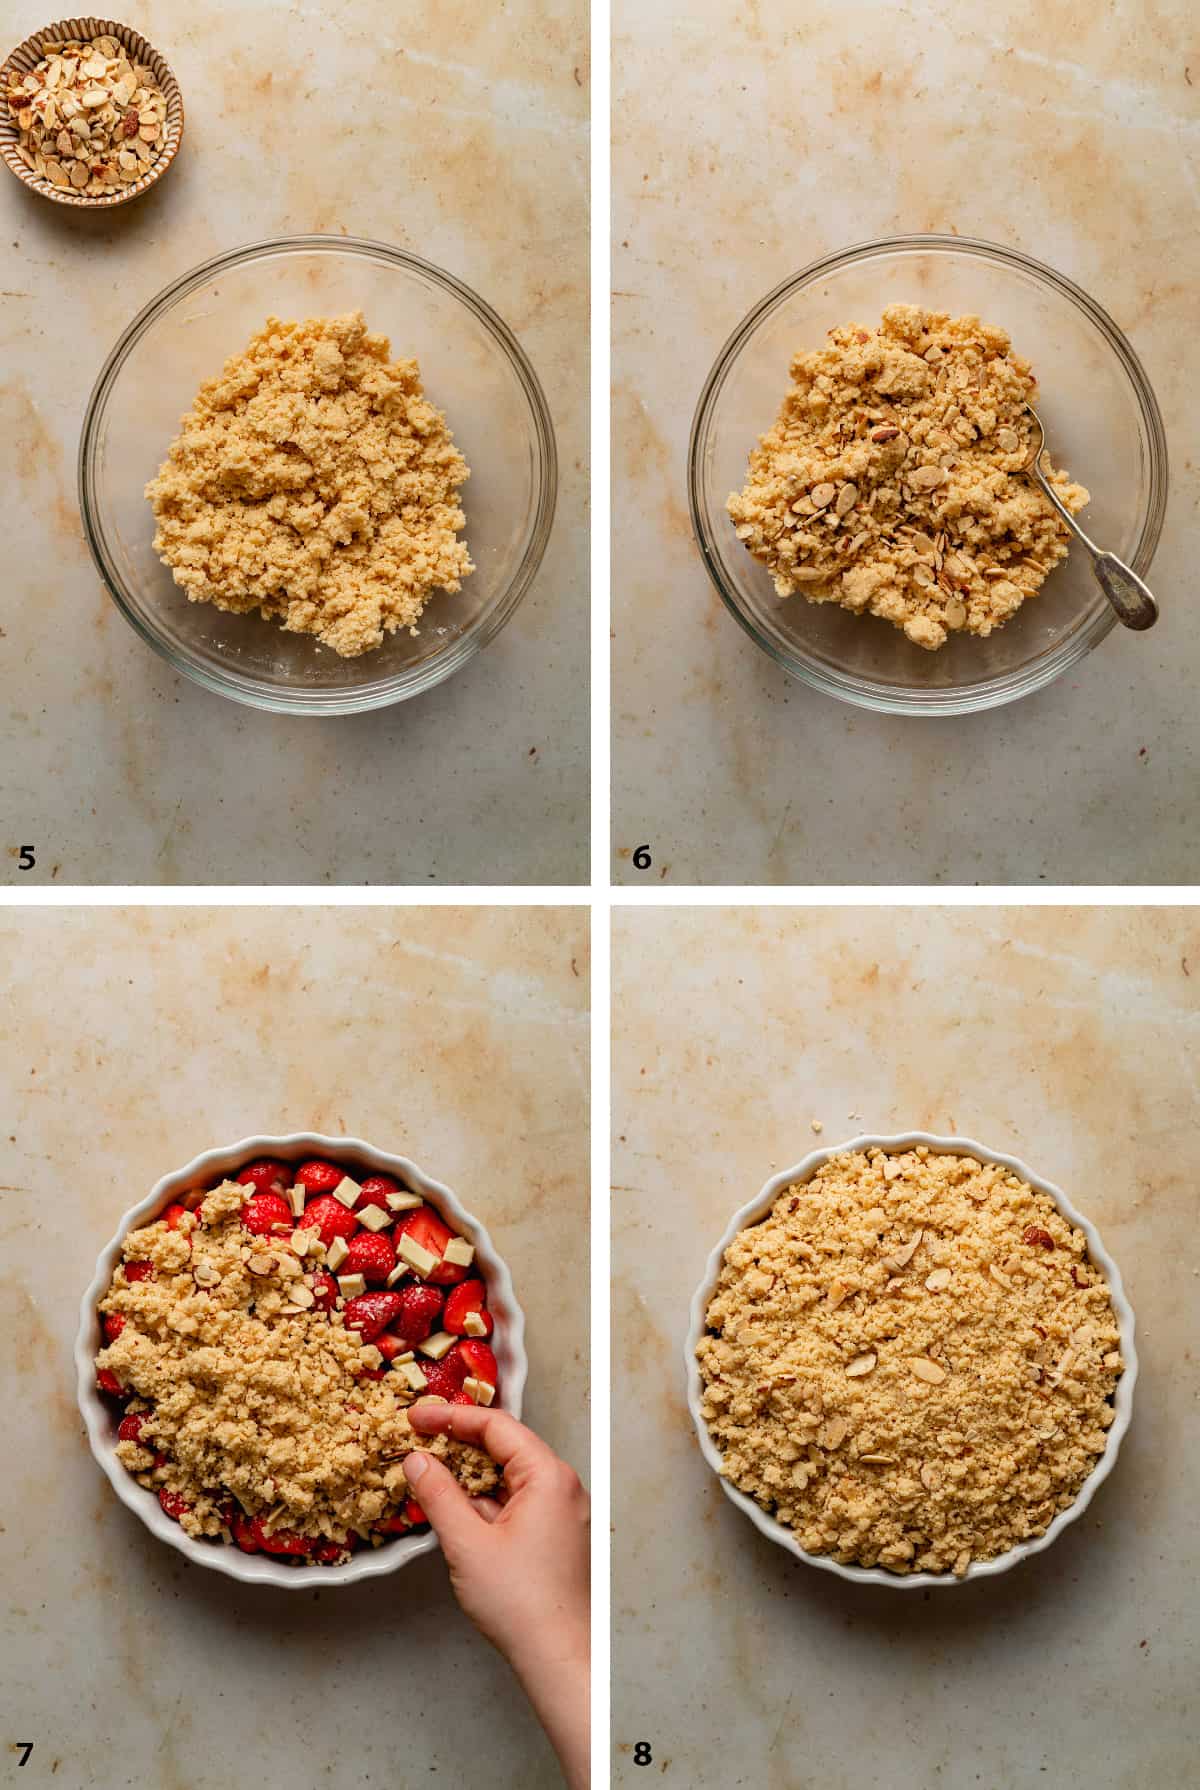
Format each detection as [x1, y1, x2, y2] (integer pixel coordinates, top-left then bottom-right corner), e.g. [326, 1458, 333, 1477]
[727, 304, 1089, 649]
[697, 1147, 1123, 1575]
[145, 311, 473, 657]
[98, 1183, 497, 1547]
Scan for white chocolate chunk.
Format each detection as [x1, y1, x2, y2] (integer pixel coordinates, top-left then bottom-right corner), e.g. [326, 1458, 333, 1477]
[463, 1310, 488, 1338]
[442, 1237, 475, 1268]
[287, 1186, 306, 1218]
[332, 1175, 361, 1209]
[386, 1191, 423, 1212]
[397, 1233, 438, 1277]
[357, 1204, 391, 1233]
[326, 1235, 350, 1272]
[398, 1361, 428, 1391]
[337, 1272, 366, 1298]
[418, 1331, 455, 1361]
[463, 1376, 495, 1407]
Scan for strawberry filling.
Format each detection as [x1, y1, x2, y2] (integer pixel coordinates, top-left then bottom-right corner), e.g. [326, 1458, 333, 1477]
[98, 1152, 499, 1566]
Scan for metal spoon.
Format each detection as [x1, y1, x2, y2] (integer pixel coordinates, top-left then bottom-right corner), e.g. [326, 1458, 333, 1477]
[1020, 405, 1158, 630]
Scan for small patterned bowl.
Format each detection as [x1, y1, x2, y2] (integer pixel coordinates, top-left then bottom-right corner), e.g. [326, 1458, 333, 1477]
[0, 16, 183, 208]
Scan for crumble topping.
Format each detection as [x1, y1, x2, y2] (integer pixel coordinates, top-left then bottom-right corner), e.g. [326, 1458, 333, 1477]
[727, 304, 1089, 649]
[697, 1147, 1123, 1575]
[98, 1183, 497, 1548]
[145, 311, 473, 657]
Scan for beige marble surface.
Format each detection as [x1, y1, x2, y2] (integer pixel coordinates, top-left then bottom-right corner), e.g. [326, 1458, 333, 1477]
[612, 906, 1198, 1786]
[612, 1, 1199, 884]
[0, 0, 588, 885]
[0, 906, 588, 1787]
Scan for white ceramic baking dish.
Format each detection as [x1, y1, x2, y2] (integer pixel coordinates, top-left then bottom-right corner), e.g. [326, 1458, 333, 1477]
[77, 1132, 527, 1589]
[685, 1132, 1137, 1589]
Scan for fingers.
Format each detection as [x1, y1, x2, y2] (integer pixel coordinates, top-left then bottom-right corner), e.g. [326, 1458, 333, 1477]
[403, 1452, 486, 1554]
[474, 1496, 504, 1524]
[408, 1403, 559, 1490]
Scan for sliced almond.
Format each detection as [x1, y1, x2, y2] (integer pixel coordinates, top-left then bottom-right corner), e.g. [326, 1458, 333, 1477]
[810, 482, 836, 509]
[192, 1262, 220, 1287]
[909, 1356, 946, 1384]
[924, 1267, 952, 1292]
[919, 1462, 942, 1491]
[289, 1284, 315, 1309]
[846, 1352, 877, 1378]
[818, 1414, 848, 1449]
[827, 1278, 851, 1309]
[247, 1252, 276, 1275]
[858, 1452, 896, 1465]
[988, 1263, 1012, 1290]
[835, 481, 858, 517]
[884, 1229, 923, 1271]
[909, 464, 948, 492]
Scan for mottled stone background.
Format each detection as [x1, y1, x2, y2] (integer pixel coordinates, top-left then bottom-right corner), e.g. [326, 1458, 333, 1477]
[0, 0, 588, 884]
[0, 906, 588, 1787]
[612, 905, 1198, 1786]
[612, 1, 1199, 884]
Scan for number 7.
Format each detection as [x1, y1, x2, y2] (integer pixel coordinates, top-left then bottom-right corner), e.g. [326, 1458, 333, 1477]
[16, 1744, 33, 1767]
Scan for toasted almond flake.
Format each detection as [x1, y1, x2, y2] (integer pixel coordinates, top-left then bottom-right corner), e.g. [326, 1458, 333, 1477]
[835, 481, 858, 516]
[192, 1262, 220, 1287]
[827, 1278, 850, 1309]
[858, 1452, 896, 1465]
[988, 1263, 1012, 1289]
[289, 1284, 315, 1309]
[909, 1356, 947, 1384]
[924, 1267, 952, 1292]
[247, 1252, 277, 1275]
[846, 1352, 877, 1378]
[909, 464, 948, 491]
[818, 1415, 848, 1449]
[810, 481, 836, 509]
[920, 1462, 942, 1491]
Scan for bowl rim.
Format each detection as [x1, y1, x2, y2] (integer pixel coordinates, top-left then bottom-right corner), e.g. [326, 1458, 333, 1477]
[687, 232, 1169, 717]
[684, 1129, 1138, 1589]
[77, 233, 558, 714]
[0, 16, 185, 209]
[76, 1130, 528, 1589]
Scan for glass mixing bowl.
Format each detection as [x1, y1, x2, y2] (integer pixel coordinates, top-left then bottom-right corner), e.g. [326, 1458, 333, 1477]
[79, 235, 557, 713]
[688, 235, 1167, 716]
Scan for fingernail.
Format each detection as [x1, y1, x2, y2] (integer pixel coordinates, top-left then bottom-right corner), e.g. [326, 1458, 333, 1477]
[405, 1452, 430, 1486]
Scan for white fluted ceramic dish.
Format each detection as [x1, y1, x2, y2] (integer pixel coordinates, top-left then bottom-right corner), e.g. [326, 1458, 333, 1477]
[77, 1132, 527, 1589]
[685, 1131, 1136, 1589]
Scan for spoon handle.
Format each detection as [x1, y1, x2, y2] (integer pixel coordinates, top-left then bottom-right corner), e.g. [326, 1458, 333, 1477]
[1029, 457, 1159, 632]
[1093, 552, 1159, 631]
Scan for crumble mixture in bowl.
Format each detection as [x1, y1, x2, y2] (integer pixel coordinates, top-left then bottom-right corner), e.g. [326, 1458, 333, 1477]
[144, 310, 475, 659]
[727, 304, 1089, 652]
[79, 235, 556, 714]
[76, 1133, 528, 1588]
[686, 1133, 1136, 1588]
[689, 235, 1167, 714]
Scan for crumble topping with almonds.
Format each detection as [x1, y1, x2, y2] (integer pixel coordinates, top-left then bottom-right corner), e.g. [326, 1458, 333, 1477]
[145, 311, 474, 657]
[98, 1180, 498, 1559]
[6, 33, 167, 194]
[697, 1147, 1123, 1575]
[727, 304, 1089, 650]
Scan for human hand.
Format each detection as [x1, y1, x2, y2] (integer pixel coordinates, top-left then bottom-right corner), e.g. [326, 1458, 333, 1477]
[405, 1403, 590, 1789]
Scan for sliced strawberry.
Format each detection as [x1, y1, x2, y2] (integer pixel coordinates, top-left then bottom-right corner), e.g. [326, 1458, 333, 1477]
[450, 1390, 475, 1405]
[252, 1517, 309, 1556]
[163, 1203, 189, 1230]
[231, 1510, 260, 1553]
[313, 1538, 349, 1563]
[419, 1355, 467, 1400]
[152, 1452, 167, 1469]
[342, 1231, 396, 1284]
[158, 1488, 190, 1522]
[403, 1498, 428, 1527]
[390, 1283, 444, 1346]
[309, 1269, 338, 1312]
[357, 1366, 386, 1381]
[295, 1159, 343, 1194]
[102, 1312, 126, 1341]
[375, 1513, 410, 1535]
[123, 1260, 154, 1283]
[97, 1368, 125, 1398]
[302, 1194, 360, 1247]
[374, 1330, 409, 1363]
[117, 1412, 145, 1443]
[243, 1192, 293, 1236]
[456, 1338, 498, 1388]
[444, 1279, 493, 1336]
[342, 1290, 405, 1343]
[236, 1158, 290, 1196]
[358, 1173, 400, 1208]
